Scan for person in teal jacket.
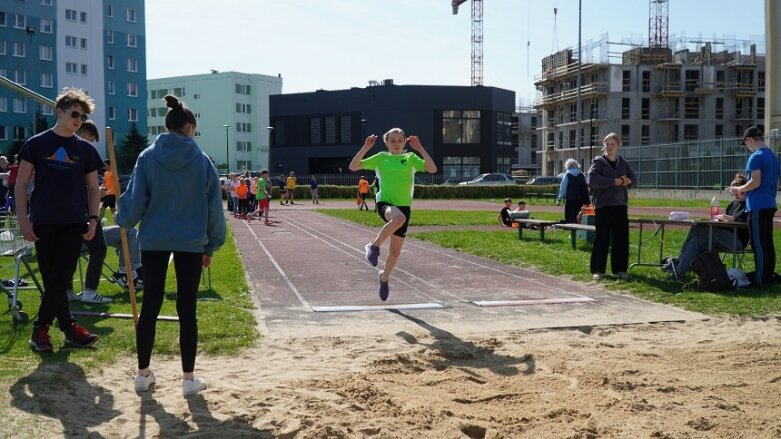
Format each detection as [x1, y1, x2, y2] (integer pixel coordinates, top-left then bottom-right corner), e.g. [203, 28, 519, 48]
[116, 94, 226, 397]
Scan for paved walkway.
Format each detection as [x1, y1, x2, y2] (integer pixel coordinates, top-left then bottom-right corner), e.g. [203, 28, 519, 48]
[229, 200, 705, 337]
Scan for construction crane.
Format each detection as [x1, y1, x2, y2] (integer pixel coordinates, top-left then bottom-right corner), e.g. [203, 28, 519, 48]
[648, 0, 669, 48]
[452, 0, 483, 86]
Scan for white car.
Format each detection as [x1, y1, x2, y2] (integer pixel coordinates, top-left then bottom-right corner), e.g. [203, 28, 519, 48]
[457, 173, 516, 186]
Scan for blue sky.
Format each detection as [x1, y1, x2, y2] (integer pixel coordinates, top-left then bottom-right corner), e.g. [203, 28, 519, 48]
[145, 0, 765, 105]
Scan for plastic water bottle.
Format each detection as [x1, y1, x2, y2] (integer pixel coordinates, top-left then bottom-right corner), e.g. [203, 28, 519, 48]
[710, 196, 720, 220]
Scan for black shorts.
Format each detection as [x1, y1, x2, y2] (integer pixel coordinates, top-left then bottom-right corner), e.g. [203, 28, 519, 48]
[376, 202, 411, 238]
[101, 194, 116, 209]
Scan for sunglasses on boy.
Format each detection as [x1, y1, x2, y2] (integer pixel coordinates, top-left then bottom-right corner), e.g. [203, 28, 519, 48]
[65, 109, 89, 122]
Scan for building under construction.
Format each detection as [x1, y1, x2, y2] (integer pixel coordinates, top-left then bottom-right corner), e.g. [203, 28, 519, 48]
[534, 35, 766, 176]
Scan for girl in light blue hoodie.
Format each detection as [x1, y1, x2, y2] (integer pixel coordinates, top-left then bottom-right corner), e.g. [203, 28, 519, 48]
[116, 94, 226, 396]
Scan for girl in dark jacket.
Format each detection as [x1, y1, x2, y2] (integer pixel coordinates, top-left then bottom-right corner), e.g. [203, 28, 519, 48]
[586, 132, 636, 280]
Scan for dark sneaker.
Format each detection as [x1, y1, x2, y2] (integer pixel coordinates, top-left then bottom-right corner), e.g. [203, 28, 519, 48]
[29, 324, 53, 353]
[378, 271, 389, 301]
[111, 272, 143, 291]
[64, 321, 99, 348]
[365, 243, 380, 267]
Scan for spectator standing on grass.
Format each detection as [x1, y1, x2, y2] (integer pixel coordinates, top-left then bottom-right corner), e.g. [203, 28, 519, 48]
[358, 176, 370, 211]
[285, 171, 297, 205]
[586, 132, 636, 281]
[18, 88, 103, 352]
[310, 174, 320, 204]
[728, 126, 780, 287]
[117, 94, 225, 396]
[349, 128, 437, 301]
[557, 158, 590, 224]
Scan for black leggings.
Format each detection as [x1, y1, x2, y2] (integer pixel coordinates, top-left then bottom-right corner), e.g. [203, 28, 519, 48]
[748, 208, 777, 287]
[136, 251, 202, 372]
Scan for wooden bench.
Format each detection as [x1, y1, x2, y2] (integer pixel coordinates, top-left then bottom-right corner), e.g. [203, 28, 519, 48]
[553, 223, 596, 249]
[513, 219, 558, 241]
[534, 193, 558, 203]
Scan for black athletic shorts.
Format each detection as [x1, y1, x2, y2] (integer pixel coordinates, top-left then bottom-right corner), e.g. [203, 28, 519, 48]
[101, 194, 116, 209]
[376, 202, 411, 238]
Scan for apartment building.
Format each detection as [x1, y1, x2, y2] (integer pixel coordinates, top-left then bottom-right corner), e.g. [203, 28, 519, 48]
[0, 0, 146, 156]
[534, 38, 766, 176]
[147, 71, 282, 173]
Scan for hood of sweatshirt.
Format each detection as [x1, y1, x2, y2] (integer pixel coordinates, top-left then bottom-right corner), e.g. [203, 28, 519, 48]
[567, 167, 582, 177]
[148, 132, 202, 172]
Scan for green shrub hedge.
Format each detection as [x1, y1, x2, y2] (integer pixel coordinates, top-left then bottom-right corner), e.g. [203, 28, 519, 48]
[262, 184, 560, 200]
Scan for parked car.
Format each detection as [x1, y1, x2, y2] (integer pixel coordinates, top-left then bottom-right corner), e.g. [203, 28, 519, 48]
[457, 173, 516, 186]
[525, 176, 562, 186]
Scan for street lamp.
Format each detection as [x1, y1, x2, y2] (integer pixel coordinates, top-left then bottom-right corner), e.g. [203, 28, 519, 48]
[223, 124, 229, 172]
[361, 118, 367, 139]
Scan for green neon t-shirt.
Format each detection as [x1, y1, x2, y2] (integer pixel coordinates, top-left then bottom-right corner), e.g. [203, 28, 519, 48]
[361, 151, 425, 206]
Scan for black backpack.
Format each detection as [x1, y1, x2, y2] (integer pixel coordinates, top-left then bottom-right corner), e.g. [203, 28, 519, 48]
[690, 250, 733, 292]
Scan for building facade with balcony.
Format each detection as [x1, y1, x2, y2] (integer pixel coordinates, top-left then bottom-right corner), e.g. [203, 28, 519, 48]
[512, 107, 541, 177]
[0, 0, 147, 156]
[147, 71, 282, 173]
[269, 82, 516, 183]
[534, 39, 766, 177]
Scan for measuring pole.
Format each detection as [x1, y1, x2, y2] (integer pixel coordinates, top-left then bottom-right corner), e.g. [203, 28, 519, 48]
[104, 127, 139, 327]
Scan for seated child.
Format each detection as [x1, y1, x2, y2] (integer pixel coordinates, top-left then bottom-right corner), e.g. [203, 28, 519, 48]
[497, 198, 514, 227]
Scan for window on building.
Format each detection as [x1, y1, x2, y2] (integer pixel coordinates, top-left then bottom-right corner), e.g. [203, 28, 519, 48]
[40, 18, 52, 33]
[497, 112, 512, 146]
[641, 98, 649, 119]
[13, 98, 26, 113]
[530, 150, 537, 165]
[66, 62, 78, 74]
[106, 30, 114, 44]
[324, 117, 337, 144]
[0, 12, 5, 27]
[173, 87, 184, 97]
[127, 58, 137, 72]
[558, 131, 563, 149]
[442, 110, 481, 144]
[40, 72, 53, 88]
[735, 97, 753, 119]
[14, 126, 26, 140]
[683, 125, 698, 141]
[622, 70, 631, 92]
[65, 35, 77, 47]
[340, 116, 352, 144]
[128, 108, 138, 122]
[589, 126, 598, 146]
[590, 99, 599, 119]
[80, 38, 87, 49]
[39, 45, 52, 60]
[641, 71, 651, 92]
[234, 84, 250, 95]
[65, 9, 77, 21]
[758, 71, 765, 93]
[107, 81, 115, 95]
[715, 125, 723, 138]
[442, 156, 480, 181]
[108, 107, 115, 120]
[126, 8, 136, 22]
[672, 124, 679, 142]
[107, 4, 113, 17]
[621, 98, 630, 119]
[621, 125, 630, 143]
[546, 132, 555, 149]
[568, 129, 575, 148]
[13, 70, 26, 85]
[12, 42, 25, 57]
[684, 97, 699, 119]
[80, 64, 87, 75]
[497, 157, 512, 174]
[127, 33, 137, 47]
[310, 118, 321, 144]
[641, 125, 649, 145]
[41, 104, 53, 115]
[0, 97, 6, 112]
[684, 70, 700, 92]
[716, 70, 725, 87]
[715, 97, 723, 119]
[13, 13, 26, 29]
[0, 126, 6, 140]
[127, 82, 137, 96]
[758, 97, 765, 121]
[80, 11, 87, 23]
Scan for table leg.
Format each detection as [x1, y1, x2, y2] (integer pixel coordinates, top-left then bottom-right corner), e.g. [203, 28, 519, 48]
[518, 225, 523, 240]
[570, 230, 577, 249]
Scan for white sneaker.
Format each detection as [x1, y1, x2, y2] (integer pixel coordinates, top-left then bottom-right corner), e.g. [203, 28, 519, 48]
[66, 289, 80, 301]
[134, 370, 156, 392]
[592, 273, 604, 281]
[80, 290, 113, 304]
[182, 375, 207, 396]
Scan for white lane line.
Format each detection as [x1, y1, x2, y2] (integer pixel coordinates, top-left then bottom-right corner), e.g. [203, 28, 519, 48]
[312, 303, 444, 313]
[272, 211, 455, 303]
[472, 297, 597, 307]
[304, 213, 593, 299]
[244, 222, 311, 310]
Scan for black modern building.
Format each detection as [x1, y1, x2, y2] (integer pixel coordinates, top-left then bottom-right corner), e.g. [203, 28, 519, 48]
[268, 82, 516, 182]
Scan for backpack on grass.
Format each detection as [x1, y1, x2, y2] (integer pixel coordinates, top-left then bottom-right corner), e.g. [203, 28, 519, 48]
[690, 250, 733, 292]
